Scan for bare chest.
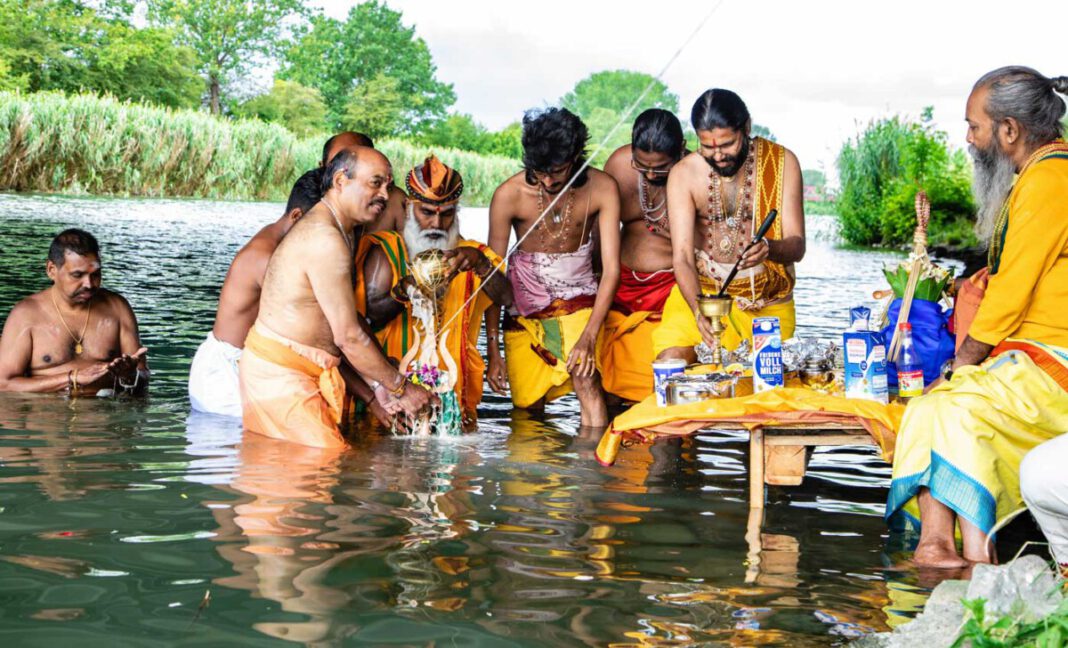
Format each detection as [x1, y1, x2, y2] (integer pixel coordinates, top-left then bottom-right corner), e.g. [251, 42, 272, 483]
[31, 314, 122, 369]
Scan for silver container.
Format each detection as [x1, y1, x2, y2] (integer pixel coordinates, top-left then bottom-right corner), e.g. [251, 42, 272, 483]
[665, 373, 736, 405]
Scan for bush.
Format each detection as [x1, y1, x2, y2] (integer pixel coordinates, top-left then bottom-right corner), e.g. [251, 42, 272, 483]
[836, 109, 976, 248]
[0, 91, 517, 205]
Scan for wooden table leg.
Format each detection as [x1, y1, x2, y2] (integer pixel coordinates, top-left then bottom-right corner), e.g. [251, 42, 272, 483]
[749, 426, 765, 511]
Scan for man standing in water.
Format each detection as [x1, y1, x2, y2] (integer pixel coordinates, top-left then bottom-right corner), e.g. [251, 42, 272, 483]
[189, 169, 321, 417]
[486, 108, 621, 428]
[0, 229, 148, 395]
[356, 155, 512, 428]
[600, 109, 686, 402]
[240, 147, 432, 448]
[654, 89, 805, 362]
[320, 131, 407, 233]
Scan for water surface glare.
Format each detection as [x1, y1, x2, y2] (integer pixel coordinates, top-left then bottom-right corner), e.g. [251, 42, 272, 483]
[0, 194, 954, 645]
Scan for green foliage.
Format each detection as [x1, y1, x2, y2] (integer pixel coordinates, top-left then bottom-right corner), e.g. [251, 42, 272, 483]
[235, 79, 328, 137]
[0, 0, 201, 107]
[751, 123, 776, 142]
[0, 91, 517, 205]
[836, 108, 976, 248]
[148, 0, 308, 114]
[485, 122, 523, 160]
[420, 113, 491, 155]
[281, 0, 455, 133]
[560, 70, 679, 166]
[802, 168, 827, 188]
[952, 597, 1068, 647]
[341, 73, 406, 139]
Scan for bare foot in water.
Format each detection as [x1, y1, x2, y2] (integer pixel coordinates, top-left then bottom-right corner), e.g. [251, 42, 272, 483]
[913, 539, 970, 569]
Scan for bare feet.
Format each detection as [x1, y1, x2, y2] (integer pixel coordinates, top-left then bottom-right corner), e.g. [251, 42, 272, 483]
[913, 538, 970, 569]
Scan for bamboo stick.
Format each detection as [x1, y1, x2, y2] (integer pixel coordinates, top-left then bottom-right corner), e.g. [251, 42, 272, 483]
[888, 191, 931, 361]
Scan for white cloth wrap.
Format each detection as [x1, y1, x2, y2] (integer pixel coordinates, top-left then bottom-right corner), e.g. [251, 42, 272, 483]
[188, 332, 243, 418]
[1021, 432, 1068, 565]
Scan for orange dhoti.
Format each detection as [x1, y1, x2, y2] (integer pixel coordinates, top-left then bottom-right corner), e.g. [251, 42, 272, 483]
[239, 322, 347, 449]
[600, 266, 675, 402]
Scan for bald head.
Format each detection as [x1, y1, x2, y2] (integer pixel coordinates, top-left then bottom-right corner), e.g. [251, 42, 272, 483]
[321, 131, 375, 167]
[321, 146, 392, 225]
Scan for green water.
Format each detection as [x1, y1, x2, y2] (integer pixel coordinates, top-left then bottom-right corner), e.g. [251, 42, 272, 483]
[0, 193, 946, 646]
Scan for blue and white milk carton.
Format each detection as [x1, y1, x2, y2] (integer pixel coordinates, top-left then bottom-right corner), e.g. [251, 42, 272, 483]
[842, 307, 889, 404]
[752, 316, 784, 392]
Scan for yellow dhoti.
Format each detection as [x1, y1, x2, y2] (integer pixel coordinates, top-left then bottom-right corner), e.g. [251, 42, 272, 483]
[600, 310, 660, 402]
[651, 284, 796, 357]
[504, 307, 599, 408]
[239, 323, 347, 449]
[886, 340, 1068, 535]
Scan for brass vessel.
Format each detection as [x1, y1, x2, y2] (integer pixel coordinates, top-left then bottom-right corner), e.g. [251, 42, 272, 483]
[410, 249, 451, 294]
[696, 294, 733, 366]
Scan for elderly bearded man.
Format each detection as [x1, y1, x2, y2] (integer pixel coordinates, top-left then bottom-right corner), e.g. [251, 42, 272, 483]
[355, 155, 512, 428]
[240, 147, 433, 448]
[601, 109, 686, 402]
[486, 108, 621, 428]
[654, 89, 805, 362]
[0, 229, 148, 395]
[887, 67, 1068, 568]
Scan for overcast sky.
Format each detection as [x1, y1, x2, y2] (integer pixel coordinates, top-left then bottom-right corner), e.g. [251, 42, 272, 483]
[316, 0, 1066, 179]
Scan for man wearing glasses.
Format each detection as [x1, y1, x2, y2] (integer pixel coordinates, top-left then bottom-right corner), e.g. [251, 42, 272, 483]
[486, 107, 621, 429]
[600, 109, 687, 403]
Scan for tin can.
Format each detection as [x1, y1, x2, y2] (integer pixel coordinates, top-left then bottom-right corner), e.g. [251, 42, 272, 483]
[652, 359, 687, 406]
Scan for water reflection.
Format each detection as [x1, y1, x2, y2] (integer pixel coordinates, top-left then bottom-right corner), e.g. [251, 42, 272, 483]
[0, 194, 954, 644]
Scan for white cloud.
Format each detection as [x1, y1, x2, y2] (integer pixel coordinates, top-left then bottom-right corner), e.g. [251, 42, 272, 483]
[314, 0, 1068, 173]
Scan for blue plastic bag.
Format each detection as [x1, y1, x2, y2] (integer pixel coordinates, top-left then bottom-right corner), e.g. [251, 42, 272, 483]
[881, 298, 955, 388]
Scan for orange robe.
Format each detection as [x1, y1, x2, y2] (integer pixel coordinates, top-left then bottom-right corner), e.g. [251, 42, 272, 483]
[239, 322, 347, 449]
[355, 232, 503, 420]
[599, 266, 675, 402]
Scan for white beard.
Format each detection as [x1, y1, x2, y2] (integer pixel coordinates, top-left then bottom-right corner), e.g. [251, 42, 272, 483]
[404, 205, 461, 256]
[970, 141, 1016, 246]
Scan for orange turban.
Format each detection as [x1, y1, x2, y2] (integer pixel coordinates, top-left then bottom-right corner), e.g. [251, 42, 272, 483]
[405, 155, 464, 206]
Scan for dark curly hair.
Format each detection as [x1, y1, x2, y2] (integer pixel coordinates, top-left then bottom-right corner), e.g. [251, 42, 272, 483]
[286, 169, 323, 215]
[521, 107, 590, 187]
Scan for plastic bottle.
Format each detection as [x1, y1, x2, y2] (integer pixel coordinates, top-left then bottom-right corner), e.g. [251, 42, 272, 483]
[896, 322, 924, 401]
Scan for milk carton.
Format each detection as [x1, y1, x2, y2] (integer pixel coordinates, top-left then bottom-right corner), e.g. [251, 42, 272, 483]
[752, 316, 784, 392]
[842, 307, 889, 403]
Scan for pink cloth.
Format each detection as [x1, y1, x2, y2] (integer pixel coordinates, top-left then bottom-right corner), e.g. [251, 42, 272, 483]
[508, 240, 599, 317]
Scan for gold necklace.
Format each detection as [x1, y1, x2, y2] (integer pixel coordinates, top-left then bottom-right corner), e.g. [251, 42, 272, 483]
[321, 198, 352, 252]
[51, 287, 91, 355]
[537, 185, 576, 244]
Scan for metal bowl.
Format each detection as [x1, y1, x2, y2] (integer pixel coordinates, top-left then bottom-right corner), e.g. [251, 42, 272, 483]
[697, 294, 732, 318]
[410, 249, 451, 292]
[665, 373, 737, 405]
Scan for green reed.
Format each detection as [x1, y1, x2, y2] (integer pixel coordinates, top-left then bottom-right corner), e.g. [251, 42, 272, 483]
[0, 91, 518, 205]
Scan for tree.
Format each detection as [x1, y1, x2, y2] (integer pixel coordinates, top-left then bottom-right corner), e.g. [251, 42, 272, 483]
[236, 79, 328, 136]
[802, 169, 826, 189]
[559, 70, 680, 166]
[0, 0, 201, 107]
[148, 0, 307, 114]
[486, 122, 523, 160]
[341, 73, 405, 139]
[281, 0, 455, 133]
[751, 123, 776, 142]
[420, 113, 492, 153]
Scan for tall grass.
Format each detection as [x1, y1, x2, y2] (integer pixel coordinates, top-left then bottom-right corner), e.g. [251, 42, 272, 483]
[0, 91, 518, 205]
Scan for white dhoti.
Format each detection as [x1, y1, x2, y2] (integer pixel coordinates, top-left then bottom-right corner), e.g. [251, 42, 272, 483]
[189, 332, 243, 418]
[1020, 433, 1068, 567]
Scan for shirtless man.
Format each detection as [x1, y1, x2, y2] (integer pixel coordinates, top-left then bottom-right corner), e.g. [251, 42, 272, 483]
[320, 131, 407, 233]
[486, 107, 621, 427]
[240, 147, 432, 448]
[0, 229, 148, 396]
[601, 109, 686, 402]
[654, 89, 805, 362]
[188, 169, 321, 417]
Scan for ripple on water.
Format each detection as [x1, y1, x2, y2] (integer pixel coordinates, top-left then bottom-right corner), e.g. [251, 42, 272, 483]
[0, 194, 957, 645]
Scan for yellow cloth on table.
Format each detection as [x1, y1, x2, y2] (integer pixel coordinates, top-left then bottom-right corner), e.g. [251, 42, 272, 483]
[239, 322, 347, 449]
[505, 307, 598, 408]
[886, 340, 1068, 535]
[651, 283, 796, 356]
[595, 385, 903, 466]
[970, 140, 1068, 348]
[600, 309, 659, 402]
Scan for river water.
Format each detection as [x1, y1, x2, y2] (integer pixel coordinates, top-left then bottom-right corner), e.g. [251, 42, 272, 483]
[0, 193, 959, 646]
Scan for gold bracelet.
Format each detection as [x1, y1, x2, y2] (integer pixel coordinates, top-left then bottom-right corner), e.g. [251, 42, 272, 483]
[72, 369, 79, 394]
[388, 376, 407, 397]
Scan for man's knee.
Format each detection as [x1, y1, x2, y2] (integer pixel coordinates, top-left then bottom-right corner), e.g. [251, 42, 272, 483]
[1021, 447, 1066, 510]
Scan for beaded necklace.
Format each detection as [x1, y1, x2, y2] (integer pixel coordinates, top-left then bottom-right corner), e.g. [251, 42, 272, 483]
[637, 176, 668, 233]
[536, 185, 576, 246]
[705, 141, 755, 256]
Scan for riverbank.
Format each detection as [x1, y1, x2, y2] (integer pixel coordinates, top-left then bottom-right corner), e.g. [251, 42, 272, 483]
[0, 91, 518, 205]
